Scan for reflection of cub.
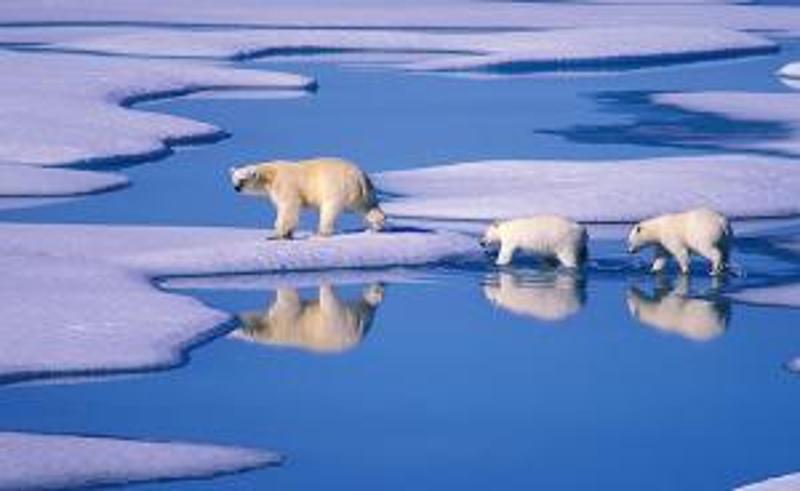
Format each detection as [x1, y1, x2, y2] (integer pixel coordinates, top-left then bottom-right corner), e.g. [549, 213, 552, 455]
[483, 271, 586, 322]
[233, 284, 384, 353]
[626, 277, 729, 342]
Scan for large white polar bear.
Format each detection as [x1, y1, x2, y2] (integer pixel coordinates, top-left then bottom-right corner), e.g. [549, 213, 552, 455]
[230, 157, 386, 239]
[627, 208, 732, 276]
[480, 215, 588, 268]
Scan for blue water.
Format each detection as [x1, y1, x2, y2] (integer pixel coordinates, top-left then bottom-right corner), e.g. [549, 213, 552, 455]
[3, 48, 800, 490]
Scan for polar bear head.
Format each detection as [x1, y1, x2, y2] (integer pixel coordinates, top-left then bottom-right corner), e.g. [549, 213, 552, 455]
[627, 221, 655, 254]
[229, 163, 276, 195]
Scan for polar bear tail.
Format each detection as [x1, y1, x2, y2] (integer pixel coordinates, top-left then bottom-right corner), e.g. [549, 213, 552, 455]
[358, 171, 380, 210]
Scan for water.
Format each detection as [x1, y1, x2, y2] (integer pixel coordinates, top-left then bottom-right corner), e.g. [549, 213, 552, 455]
[2, 50, 800, 490]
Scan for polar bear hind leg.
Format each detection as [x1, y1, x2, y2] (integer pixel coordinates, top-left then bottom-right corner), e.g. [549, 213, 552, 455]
[696, 243, 727, 276]
[556, 248, 580, 269]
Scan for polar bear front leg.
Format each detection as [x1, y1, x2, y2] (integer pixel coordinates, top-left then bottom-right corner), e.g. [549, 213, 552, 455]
[665, 243, 691, 275]
[650, 247, 669, 274]
[316, 203, 343, 238]
[272, 201, 300, 240]
[496, 244, 516, 266]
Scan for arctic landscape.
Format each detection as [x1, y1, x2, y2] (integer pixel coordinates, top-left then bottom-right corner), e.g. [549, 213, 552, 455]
[2, 0, 800, 489]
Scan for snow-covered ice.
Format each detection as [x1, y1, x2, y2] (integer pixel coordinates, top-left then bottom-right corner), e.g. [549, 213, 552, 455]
[0, 164, 127, 197]
[0, 223, 478, 382]
[0, 432, 278, 490]
[730, 284, 800, 309]
[736, 472, 800, 491]
[0, 51, 313, 203]
[653, 91, 800, 156]
[376, 156, 800, 223]
[2, 1, 800, 35]
[50, 26, 775, 74]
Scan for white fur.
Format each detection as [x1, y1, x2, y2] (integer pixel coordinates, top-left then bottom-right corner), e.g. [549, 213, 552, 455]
[230, 157, 385, 239]
[483, 271, 584, 322]
[481, 215, 588, 268]
[628, 207, 732, 275]
[232, 284, 383, 353]
[627, 278, 728, 342]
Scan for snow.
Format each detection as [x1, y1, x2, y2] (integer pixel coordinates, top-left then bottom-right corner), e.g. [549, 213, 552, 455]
[737, 472, 800, 491]
[730, 284, 800, 308]
[0, 163, 127, 197]
[0, 51, 312, 203]
[1, 1, 800, 35]
[376, 155, 800, 223]
[0, 52, 313, 167]
[0, 432, 278, 490]
[48, 26, 775, 73]
[0, 253, 228, 383]
[0, 223, 478, 382]
[653, 92, 800, 156]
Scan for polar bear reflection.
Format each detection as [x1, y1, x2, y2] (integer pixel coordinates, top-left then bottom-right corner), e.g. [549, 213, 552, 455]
[234, 283, 384, 353]
[626, 277, 729, 342]
[483, 271, 585, 322]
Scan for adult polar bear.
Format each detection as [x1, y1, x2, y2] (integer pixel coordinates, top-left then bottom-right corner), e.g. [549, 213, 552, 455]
[231, 157, 385, 239]
[628, 208, 732, 276]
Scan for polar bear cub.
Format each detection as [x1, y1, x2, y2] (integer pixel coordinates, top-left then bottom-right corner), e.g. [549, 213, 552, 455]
[230, 157, 385, 239]
[628, 207, 732, 276]
[480, 215, 588, 268]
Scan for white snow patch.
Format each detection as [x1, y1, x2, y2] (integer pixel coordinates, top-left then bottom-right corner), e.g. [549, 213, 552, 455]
[737, 472, 800, 491]
[0, 51, 312, 204]
[0, 223, 477, 381]
[730, 284, 800, 309]
[0, 52, 313, 167]
[1, 1, 800, 35]
[0, 432, 278, 490]
[0, 163, 127, 197]
[376, 155, 800, 223]
[50, 26, 775, 73]
[653, 91, 800, 156]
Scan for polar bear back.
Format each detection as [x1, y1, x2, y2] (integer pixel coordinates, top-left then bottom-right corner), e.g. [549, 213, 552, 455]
[272, 158, 374, 210]
[650, 208, 730, 251]
[499, 215, 586, 253]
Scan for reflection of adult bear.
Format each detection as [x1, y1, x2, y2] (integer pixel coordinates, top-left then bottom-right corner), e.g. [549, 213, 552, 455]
[483, 271, 585, 322]
[230, 157, 386, 239]
[626, 277, 729, 342]
[233, 284, 384, 354]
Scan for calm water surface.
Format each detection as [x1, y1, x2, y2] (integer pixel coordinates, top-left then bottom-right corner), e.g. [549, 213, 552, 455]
[2, 48, 800, 490]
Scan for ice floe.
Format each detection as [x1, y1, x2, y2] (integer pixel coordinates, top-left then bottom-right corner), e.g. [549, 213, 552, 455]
[0, 51, 313, 203]
[0, 223, 478, 382]
[653, 91, 800, 156]
[0, 432, 278, 490]
[730, 284, 800, 309]
[48, 26, 775, 73]
[2, 1, 800, 35]
[737, 472, 800, 491]
[376, 156, 800, 223]
[0, 163, 127, 197]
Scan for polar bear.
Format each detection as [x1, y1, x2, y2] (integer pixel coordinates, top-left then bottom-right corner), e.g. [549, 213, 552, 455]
[483, 271, 585, 322]
[232, 283, 384, 354]
[480, 215, 588, 268]
[230, 157, 386, 239]
[627, 208, 732, 276]
[626, 277, 729, 342]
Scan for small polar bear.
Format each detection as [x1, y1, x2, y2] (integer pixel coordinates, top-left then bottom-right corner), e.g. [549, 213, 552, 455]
[480, 215, 588, 268]
[628, 207, 732, 276]
[230, 157, 386, 239]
